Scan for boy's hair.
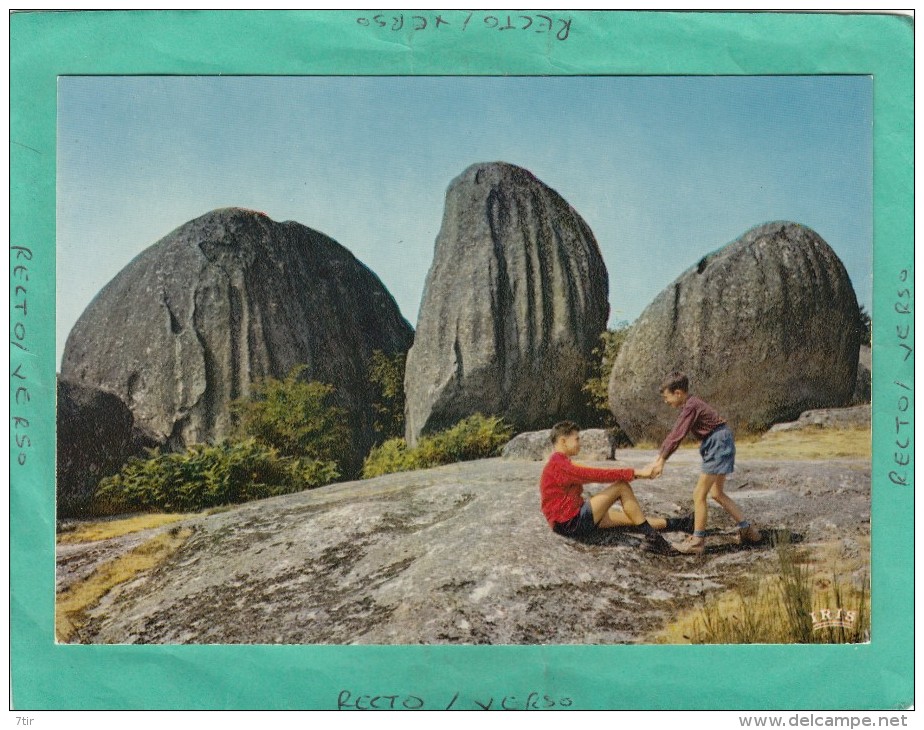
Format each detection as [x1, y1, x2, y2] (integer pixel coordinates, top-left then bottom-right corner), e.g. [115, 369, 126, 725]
[550, 420, 580, 444]
[660, 371, 689, 393]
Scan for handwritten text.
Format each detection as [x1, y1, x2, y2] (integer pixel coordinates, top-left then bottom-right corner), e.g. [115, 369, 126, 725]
[11, 245, 33, 467]
[890, 269, 913, 486]
[356, 12, 572, 41]
[337, 689, 573, 711]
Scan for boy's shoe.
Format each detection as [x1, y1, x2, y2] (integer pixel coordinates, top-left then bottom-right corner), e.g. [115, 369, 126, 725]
[643, 532, 680, 556]
[737, 524, 762, 545]
[674, 535, 705, 555]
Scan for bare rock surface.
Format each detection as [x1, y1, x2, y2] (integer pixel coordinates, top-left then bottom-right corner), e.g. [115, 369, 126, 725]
[61, 208, 413, 471]
[405, 162, 609, 445]
[62, 449, 870, 645]
[768, 404, 871, 432]
[608, 222, 861, 442]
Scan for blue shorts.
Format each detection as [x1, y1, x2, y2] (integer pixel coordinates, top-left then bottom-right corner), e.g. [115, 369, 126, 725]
[700, 424, 735, 475]
[553, 501, 598, 537]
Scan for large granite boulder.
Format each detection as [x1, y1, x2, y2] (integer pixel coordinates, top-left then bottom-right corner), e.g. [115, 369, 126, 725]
[405, 162, 609, 445]
[852, 345, 871, 404]
[61, 208, 414, 472]
[502, 428, 613, 462]
[608, 222, 861, 442]
[56, 378, 158, 517]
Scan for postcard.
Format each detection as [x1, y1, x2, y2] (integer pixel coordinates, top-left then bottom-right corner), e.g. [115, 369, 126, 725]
[10, 9, 913, 711]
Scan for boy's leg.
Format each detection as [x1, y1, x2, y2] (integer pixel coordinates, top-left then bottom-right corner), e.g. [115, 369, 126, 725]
[590, 482, 667, 530]
[708, 475, 745, 522]
[590, 482, 678, 555]
[710, 477, 761, 543]
[675, 474, 717, 554]
[691, 473, 749, 530]
[692, 473, 718, 533]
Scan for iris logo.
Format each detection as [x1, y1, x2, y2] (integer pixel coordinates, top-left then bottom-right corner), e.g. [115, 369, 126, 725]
[809, 608, 856, 631]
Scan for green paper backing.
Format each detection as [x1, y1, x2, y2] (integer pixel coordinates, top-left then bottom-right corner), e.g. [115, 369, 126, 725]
[9, 10, 913, 710]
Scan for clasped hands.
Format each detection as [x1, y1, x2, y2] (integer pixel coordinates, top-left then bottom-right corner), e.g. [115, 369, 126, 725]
[636, 459, 665, 480]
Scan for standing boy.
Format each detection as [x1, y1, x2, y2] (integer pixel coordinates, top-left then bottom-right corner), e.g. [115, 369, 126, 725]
[540, 421, 690, 555]
[649, 372, 761, 555]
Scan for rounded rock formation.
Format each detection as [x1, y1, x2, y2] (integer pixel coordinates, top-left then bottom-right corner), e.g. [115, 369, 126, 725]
[404, 162, 609, 444]
[768, 404, 871, 433]
[608, 222, 861, 442]
[501, 428, 613, 462]
[852, 345, 871, 404]
[61, 208, 414, 471]
[56, 378, 158, 517]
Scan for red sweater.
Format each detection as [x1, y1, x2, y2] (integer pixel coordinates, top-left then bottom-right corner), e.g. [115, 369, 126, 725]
[539, 451, 635, 528]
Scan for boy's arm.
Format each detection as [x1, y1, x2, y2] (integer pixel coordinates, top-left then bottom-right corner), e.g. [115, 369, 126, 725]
[558, 459, 635, 484]
[649, 457, 666, 477]
[658, 405, 697, 462]
[649, 404, 697, 476]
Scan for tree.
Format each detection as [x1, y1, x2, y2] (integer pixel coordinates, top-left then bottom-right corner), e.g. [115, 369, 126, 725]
[857, 305, 871, 347]
[368, 350, 407, 442]
[583, 322, 631, 425]
[582, 323, 634, 452]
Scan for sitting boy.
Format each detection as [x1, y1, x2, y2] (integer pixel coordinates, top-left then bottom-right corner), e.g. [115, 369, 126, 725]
[648, 372, 762, 555]
[540, 420, 689, 555]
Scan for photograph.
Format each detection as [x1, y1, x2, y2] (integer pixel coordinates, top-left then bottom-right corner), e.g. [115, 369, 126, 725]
[53, 74, 873, 648]
[10, 9, 913, 712]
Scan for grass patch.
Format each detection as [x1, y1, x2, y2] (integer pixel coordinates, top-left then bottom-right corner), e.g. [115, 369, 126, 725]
[57, 513, 192, 545]
[56, 526, 193, 643]
[736, 426, 870, 460]
[651, 535, 870, 644]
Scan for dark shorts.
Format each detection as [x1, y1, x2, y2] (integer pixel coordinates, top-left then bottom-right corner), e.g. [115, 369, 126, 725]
[700, 424, 735, 475]
[552, 501, 598, 537]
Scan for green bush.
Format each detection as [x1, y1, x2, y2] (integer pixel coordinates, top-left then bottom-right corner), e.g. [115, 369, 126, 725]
[582, 323, 630, 421]
[96, 439, 339, 513]
[360, 438, 418, 478]
[231, 366, 352, 470]
[582, 323, 634, 446]
[857, 304, 872, 347]
[362, 414, 513, 478]
[368, 350, 407, 442]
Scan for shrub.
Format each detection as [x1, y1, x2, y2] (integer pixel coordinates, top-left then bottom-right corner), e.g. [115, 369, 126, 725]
[423, 413, 515, 463]
[582, 323, 630, 416]
[360, 438, 419, 479]
[231, 366, 352, 470]
[368, 350, 407, 442]
[582, 324, 633, 444]
[362, 414, 513, 478]
[857, 304, 872, 347]
[96, 439, 339, 513]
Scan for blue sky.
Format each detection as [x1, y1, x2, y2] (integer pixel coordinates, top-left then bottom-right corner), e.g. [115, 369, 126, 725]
[57, 75, 872, 367]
